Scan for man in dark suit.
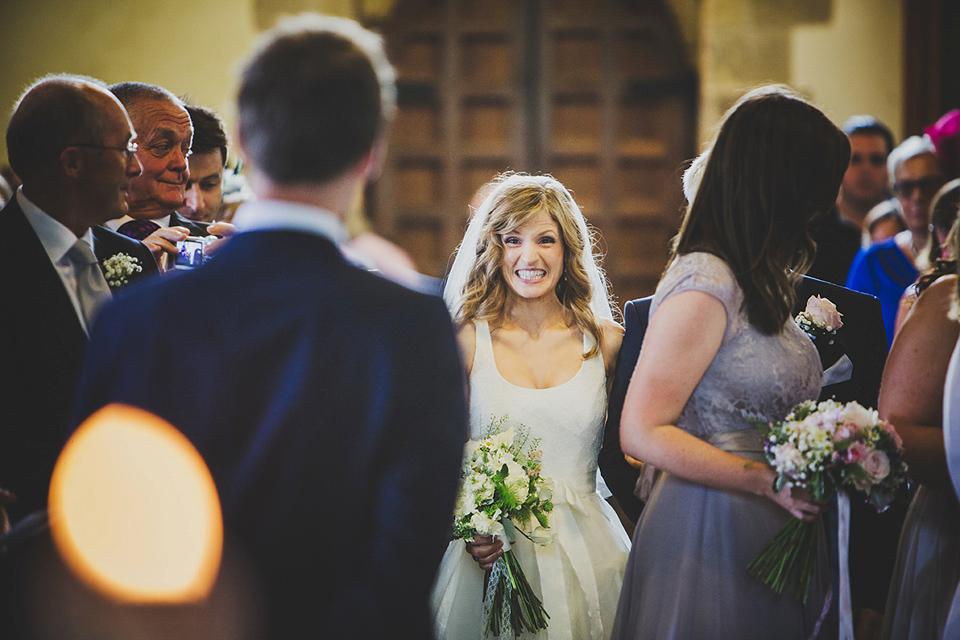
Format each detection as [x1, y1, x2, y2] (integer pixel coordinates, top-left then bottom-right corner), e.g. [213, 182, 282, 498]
[103, 82, 223, 266]
[0, 74, 158, 524]
[73, 14, 467, 639]
[599, 275, 898, 633]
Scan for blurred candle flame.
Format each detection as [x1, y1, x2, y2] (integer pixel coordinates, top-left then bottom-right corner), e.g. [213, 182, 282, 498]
[49, 404, 223, 603]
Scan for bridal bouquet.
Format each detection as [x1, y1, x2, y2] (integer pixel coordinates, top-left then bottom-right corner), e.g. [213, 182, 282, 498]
[749, 399, 908, 602]
[452, 416, 554, 637]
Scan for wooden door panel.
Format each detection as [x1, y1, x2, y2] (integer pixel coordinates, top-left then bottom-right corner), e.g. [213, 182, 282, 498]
[377, 0, 695, 306]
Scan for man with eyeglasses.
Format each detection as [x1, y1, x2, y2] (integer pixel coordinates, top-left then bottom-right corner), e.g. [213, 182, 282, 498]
[0, 74, 159, 523]
[104, 82, 234, 267]
[847, 135, 947, 347]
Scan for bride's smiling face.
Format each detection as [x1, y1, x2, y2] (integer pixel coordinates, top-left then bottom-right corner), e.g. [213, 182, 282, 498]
[499, 208, 565, 301]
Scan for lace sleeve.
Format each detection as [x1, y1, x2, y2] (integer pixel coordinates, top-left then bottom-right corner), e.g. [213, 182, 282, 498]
[650, 252, 743, 342]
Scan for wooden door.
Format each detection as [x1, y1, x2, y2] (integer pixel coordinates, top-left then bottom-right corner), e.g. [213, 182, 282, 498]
[373, 0, 696, 305]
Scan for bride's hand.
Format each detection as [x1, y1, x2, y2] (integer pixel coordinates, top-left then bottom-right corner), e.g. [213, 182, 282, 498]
[465, 534, 503, 570]
[764, 478, 822, 522]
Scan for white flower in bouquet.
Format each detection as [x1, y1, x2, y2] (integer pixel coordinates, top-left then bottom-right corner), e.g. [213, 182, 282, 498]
[839, 401, 879, 430]
[529, 526, 555, 546]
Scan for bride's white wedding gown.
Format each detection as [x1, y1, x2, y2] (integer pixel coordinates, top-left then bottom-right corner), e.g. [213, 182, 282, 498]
[431, 319, 630, 640]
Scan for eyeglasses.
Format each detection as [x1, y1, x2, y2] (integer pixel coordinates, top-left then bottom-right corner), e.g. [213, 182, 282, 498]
[894, 175, 945, 198]
[72, 140, 139, 160]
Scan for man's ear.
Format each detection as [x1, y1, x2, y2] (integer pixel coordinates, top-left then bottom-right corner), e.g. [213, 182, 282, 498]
[60, 147, 84, 179]
[234, 123, 253, 169]
[359, 141, 386, 182]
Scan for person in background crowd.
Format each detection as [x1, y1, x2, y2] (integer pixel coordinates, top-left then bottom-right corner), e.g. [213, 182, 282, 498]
[177, 104, 227, 223]
[929, 179, 960, 263]
[837, 116, 896, 232]
[808, 116, 895, 285]
[0, 74, 157, 524]
[864, 199, 907, 246]
[105, 82, 234, 268]
[846, 136, 946, 346]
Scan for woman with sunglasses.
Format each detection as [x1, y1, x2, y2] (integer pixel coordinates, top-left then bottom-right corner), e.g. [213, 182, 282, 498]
[846, 135, 947, 346]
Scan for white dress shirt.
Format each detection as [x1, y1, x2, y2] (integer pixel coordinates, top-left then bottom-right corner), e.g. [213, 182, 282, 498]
[18, 188, 103, 334]
[231, 199, 349, 246]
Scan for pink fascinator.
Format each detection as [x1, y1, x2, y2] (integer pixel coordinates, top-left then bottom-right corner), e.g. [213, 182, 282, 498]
[925, 110, 960, 178]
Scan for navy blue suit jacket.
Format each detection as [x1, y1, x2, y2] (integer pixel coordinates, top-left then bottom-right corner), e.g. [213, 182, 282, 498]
[0, 198, 157, 522]
[72, 229, 468, 638]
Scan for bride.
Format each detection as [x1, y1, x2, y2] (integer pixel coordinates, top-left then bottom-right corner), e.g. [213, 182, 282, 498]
[432, 173, 630, 639]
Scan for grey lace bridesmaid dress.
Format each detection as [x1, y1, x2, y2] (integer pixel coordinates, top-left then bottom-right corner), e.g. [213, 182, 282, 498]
[612, 252, 834, 640]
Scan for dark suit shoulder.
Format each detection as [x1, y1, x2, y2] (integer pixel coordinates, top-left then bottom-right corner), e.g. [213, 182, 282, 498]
[170, 212, 211, 237]
[797, 276, 880, 311]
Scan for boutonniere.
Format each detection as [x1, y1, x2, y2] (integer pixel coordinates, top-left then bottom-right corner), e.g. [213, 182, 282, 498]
[102, 253, 143, 288]
[795, 295, 843, 343]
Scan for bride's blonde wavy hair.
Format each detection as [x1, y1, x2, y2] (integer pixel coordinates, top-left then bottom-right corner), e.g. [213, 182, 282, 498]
[454, 173, 612, 359]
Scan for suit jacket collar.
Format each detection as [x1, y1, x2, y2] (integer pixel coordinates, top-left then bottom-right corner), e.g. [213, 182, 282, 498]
[169, 211, 211, 237]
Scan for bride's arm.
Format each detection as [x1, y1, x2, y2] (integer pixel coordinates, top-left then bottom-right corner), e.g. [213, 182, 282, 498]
[620, 290, 820, 522]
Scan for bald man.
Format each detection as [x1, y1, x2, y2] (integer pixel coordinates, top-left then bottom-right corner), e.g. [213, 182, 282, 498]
[0, 74, 158, 522]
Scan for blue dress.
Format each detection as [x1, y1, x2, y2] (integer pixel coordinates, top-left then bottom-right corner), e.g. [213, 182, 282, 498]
[845, 240, 918, 348]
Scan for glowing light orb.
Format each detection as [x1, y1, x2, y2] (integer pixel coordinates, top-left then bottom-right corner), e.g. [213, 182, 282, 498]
[49, 404, 223, 603]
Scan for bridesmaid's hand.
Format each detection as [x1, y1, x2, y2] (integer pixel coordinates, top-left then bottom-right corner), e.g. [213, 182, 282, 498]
[765, 480, 822, 522]
[465, 534, 503, 570]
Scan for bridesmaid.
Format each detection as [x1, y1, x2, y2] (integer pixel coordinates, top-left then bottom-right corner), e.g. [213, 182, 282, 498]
[880, 219, 960, 640]
[612, 85, 849, 640]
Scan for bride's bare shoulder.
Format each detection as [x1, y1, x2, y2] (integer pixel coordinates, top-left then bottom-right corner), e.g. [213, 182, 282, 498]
[598, 317, 624, 371]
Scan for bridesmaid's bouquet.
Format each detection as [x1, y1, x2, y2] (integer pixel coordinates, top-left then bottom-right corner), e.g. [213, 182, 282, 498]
[749, 400, 908, 602]
[451, 416, 554, 637]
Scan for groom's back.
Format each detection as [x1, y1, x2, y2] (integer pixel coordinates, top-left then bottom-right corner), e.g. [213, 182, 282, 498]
[75, 227, 467, 637]
[70, 14, 467, 639]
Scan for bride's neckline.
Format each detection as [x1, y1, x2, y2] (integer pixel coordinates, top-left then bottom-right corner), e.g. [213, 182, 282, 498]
[481, 320, 588, 391]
